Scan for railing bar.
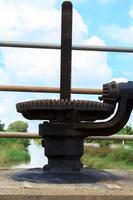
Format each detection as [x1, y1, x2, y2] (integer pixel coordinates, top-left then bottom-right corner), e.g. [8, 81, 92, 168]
[0, 132, 40, 139]
[0, 85, 103, 95]
[73, 45, 133, 53]
[87, 135, 133, 141]
[0, 41, 60, 50]
[0, 132, 133, 140]
[0, 41, 133, 53]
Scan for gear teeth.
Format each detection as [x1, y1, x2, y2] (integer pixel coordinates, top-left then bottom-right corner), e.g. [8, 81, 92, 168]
[16, 99, 115, 114]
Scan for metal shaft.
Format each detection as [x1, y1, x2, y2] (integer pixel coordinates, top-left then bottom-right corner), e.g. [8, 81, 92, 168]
[60, 1, 72, 100]
[0, 85, 103, 95]
[1, 41, 133, 53]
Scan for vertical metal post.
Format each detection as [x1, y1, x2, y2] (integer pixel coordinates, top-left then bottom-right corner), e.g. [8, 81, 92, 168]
[60, 1, 73, 100]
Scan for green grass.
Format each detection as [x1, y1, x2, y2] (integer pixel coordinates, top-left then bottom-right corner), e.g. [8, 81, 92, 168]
[82, 145, 133, 170]
[0, 138, 30, 147]
[0, 139, 30, 167]
[33, 139, 42, 145]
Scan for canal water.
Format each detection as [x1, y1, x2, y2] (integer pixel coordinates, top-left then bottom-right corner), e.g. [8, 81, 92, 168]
[14, 140, 48, 169]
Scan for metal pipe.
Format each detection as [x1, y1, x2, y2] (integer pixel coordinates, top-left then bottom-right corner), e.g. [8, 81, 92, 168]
[87, 135, 133, 141]
[0, 85, 103, 95]
[0, 41, 133, 53]
[0, 41, 60, 50]
[73, 44, 133, 53]
[0, 132, 40, 139]
[0, 132, 133, 140]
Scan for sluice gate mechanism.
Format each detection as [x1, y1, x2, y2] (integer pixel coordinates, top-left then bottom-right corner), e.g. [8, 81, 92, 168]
[12, 1, 133, 183]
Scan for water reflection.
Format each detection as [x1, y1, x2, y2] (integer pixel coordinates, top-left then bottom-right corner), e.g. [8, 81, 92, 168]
[14, 140, 48, 169]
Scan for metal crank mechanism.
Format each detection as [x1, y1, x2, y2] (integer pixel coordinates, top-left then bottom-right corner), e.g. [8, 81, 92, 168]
[14, 1, 133, 183]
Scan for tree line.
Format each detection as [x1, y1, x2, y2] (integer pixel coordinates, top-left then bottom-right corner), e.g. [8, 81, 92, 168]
[0, 120, 28, 132]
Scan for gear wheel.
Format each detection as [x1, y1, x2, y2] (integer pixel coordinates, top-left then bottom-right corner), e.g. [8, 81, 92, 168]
[16, 99, 115, 122]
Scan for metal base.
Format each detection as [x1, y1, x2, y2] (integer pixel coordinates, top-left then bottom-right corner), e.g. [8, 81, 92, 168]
[11, 168, 119, 184]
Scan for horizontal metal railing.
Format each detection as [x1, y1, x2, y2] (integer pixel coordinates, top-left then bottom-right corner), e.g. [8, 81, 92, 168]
[0, 85, 103, 95]
[0, 132, 133, 140]
[0, 41, 133, 53]
[0, 132, 39, 139]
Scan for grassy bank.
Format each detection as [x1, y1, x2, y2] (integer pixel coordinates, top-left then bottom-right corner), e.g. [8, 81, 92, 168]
[82, 145, 133, 170]
[0, 138, 30, 167]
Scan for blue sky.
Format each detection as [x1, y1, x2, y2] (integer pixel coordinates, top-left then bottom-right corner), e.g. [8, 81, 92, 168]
[73, 0, 133, 81]
[0, 0, 133, 131]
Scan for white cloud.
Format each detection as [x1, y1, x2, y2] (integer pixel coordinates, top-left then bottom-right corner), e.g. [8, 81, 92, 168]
[0, 0, 88, 43]
[102, 1, 133, 44]
[128, 3, 133, 18]
[98, 0, 116, 3]
[73, 9, 88, 42]
[103, 24, 133, 44]
[112, 77, 128, 83]
[0, 68, 9, 84]
[69, 0, 116, 4]
[0, 0, 60, 42]
[0, 93, 23, 128]
[0, 0, 57, 7]
[2, 48, 60, 86]
[72, 36, 112, 87]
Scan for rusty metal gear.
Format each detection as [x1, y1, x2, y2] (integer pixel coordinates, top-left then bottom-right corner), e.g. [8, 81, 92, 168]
[16, 99, 115, 122]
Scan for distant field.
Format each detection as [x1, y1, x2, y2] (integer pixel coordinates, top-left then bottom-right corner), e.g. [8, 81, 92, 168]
[82, 145, 133, 170]
[0, 138, 30, 167]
